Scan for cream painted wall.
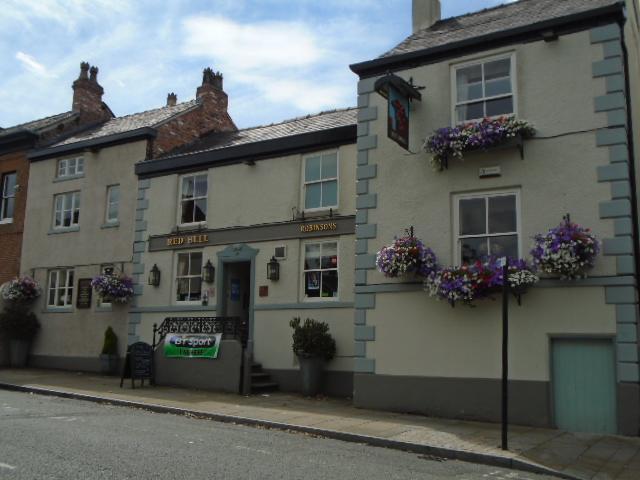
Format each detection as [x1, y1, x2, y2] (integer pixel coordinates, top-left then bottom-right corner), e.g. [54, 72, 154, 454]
[367, 287, 616, 381]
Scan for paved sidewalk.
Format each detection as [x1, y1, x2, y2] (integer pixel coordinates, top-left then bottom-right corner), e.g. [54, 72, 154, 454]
[0, 368, 639, 480]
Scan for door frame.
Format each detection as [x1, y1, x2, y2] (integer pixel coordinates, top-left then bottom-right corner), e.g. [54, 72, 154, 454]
[548, 334, 618, 433]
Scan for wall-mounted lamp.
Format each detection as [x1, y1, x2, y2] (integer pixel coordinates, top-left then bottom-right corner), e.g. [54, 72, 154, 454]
[148, 264, 161, 287]
[202, 260, 215, 283]
[267, 256, 280, 281]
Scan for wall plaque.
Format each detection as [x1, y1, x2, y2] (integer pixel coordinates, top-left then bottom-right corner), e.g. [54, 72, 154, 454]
[76, 278, 93, 309]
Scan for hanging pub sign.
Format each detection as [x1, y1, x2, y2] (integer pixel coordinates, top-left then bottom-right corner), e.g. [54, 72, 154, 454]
[164, 333, 222, 359]
[374, 73, 423, 151]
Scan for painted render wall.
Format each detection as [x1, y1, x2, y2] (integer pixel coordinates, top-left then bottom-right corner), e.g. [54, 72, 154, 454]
[20, 140, 145, 362]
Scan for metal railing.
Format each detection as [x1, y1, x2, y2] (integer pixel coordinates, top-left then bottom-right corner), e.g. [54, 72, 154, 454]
[152, 316, 248, 349]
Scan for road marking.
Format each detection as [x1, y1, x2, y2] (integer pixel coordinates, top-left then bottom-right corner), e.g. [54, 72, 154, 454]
[0, 463, 16, 470]
[234, 445, 271, 455]
[49, 416, 78, 422]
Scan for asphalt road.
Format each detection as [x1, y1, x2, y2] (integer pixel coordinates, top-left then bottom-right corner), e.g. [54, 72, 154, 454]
[0, 390, 559, 480]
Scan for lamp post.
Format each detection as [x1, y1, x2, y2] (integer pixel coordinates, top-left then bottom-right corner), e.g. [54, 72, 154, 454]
[501, 256, 510, 451]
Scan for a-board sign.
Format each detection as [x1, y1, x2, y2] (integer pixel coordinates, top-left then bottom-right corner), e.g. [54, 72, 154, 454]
[76, 278, 93, 309]
[164, 333, 222, 359]
[120, 342, 153, 388]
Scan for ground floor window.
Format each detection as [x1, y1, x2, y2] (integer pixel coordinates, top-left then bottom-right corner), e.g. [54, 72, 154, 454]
[47, 268, 74, 307]
[304, 241, 338, 298]
[176, 251, 202, 302]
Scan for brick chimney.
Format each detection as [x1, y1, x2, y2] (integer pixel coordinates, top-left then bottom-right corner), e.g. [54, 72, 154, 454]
[412, 0, 441, 33]
[196, 68, 228, 112]
[72, 62, 110, 124]
[166, 92, 177, 107]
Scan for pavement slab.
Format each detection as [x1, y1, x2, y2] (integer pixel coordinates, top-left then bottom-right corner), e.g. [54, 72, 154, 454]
[0, 367, 639, 480]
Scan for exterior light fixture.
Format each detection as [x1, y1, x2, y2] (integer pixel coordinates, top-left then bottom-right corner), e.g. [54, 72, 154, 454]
[267, 256, 280, 281]
[148, 264, 161, 287]
[202, 260, 215, 283]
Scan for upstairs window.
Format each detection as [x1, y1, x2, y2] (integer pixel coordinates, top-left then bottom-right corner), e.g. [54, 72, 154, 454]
[1, 172, 16, 223]
[304, 152, 338, 211]
[57, 157, 84, 178]
[53, 191, 80, 229]
[455, 191, 520, 264]
[454, 55, 515, 123]
[105, 185, 119, 223]
[180, 173, 207, 225]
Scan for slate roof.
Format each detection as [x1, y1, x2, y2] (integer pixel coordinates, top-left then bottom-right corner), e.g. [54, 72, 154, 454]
[381, 0, 623, 58]
[51, 100, 199, 147]
[163, 107, 358, 159]
[0, 111, 77, 138]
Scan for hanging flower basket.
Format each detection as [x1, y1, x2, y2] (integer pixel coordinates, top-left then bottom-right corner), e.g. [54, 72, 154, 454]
[423, 117, 535, 170]
[0, 276, 42, 304]
[91, 273, 134, 304]
[424, 257, 538, 307]
[530, 216, 600, 279]
[376, 229, 438, 278]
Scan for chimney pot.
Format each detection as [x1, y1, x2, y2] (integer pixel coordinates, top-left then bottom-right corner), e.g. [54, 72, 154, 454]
[167, 92, 177, 107]
[72, 62, 108, 124]
[78, 62, 89, 80]
[89, 66, 98, 82]
[412, 0, 441, 33]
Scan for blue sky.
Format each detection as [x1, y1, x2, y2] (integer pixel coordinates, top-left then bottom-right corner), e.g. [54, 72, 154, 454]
[1, 0, 515, 129]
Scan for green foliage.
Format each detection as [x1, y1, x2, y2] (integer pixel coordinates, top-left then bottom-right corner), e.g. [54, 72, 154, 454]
[101, 327, 118, 355]
[289, 317, 336, 361]
[0, 303, 40, 341]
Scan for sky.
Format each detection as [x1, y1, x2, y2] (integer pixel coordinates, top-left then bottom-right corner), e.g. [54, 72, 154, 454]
[1, 0, 516, 130]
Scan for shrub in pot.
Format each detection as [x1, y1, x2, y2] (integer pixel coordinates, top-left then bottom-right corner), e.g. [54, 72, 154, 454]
[100, 327, 119, 375]
[289, 317, 336, 396]
[0, 303, 40, 367]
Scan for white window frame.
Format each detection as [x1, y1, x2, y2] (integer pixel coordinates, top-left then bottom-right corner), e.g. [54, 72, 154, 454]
[0, 171, 16, 224]
[105, 184, 120, 224]
[57, 156, 84, 178]
[178, 172, 208, 226]
[302, 150, 339, 213]
[302, 240, 339, 301]
[452, 189, 521, 265]
[174, 250, 203, 304]
[450, 52, 517, 125]
[47, 268, 74, 308]
[53, 191, 80, 229]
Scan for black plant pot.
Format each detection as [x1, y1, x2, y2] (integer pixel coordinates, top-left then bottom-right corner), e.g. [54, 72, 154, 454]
[9, 339, 30, 367]
[297, 355, 325, 396]
[100, 354, 119, 375]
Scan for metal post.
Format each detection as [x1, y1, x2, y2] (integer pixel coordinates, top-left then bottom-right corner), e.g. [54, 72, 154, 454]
[501, 260, 509, 451]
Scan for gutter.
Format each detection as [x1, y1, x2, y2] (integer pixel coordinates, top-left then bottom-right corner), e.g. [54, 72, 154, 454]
[28, 127, 158, 161]
[350, 2, 625, 77]
[0, 130, 38, 152]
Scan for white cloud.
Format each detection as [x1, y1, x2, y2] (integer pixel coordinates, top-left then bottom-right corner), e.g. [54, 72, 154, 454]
[15, 52, 56, 78]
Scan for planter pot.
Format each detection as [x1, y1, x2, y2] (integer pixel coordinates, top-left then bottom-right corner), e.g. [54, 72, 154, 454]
[297, 355, 325, 396]
[100, 354, 119, 375]
[9, 339, 31, 367]
[0, 336, 9, 366]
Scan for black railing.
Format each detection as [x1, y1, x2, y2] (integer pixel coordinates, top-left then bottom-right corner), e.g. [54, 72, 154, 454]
[152, 316, 248, 348]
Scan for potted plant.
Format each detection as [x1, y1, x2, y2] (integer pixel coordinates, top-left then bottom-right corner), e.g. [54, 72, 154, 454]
[289, 317, 336, 396]
[0, 303, 40, 367]
[99, 326, 119, 375]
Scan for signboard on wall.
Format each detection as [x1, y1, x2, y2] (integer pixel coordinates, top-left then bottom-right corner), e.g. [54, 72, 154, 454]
[387, 84, 410, 150]
[76, 278, 93, 309]
[164, 333, 222, 359]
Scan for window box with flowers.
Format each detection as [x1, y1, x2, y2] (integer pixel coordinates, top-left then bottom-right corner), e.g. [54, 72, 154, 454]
[91, 273, 134, 304]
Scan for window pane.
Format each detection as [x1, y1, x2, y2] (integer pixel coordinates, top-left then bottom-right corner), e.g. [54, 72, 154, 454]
[305, 244, 320, 270]
[485, 96, 513, 117]
[456, 65, 483, 102]
[63, 209, 72, 227]
[109, 185, 120, 202]
[459, 198, 486, 235]
[195, 175, 207, 197]
[456, 102, 484, 122]
[194, 198, 207, 222]
[76, 158, 84, 174]
[181, 200, 194, 224]
[48, 288, 56, 306]
[321, 181, 337, 208]
[189, 253, 203, 276]
[321, 242, 338, 269]
[73, 192, 80, 209]
[305, 156, 321, 182]
[4, 173, 16, 194]
[176, 279, 189, 301]
[182, 177, 194, 199]
[321, 154, 337, 179]
[108, 204, 118, 221]
[305, 272, 320, 297]
[485, 78, 511, 97]
[177, 254, 189, 276]
[305, 183, 321, 210]
[461, 237, 488, 264]
[4, 198, 14, 218]
[189, 278, 202, 301]
[489, 235, 518, 259]
[58, 161, 66, 177]
[67, 270, 74, 289]
[484, 58, 511, 81]
[321, 270, 338, 297]
[488, 195, 517, 233]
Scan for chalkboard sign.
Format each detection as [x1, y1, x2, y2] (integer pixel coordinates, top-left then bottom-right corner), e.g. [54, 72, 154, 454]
[76, 278, 93, 309]
[120, 342, 153, 389]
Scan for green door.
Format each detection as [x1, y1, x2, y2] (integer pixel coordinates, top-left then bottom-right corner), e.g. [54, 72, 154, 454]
[552, 339, 617, 434]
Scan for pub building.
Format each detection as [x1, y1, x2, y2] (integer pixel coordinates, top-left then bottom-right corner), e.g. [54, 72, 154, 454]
[130, 108, 357, 396]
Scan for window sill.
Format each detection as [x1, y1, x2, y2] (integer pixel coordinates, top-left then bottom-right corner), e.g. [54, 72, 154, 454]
[302, 207, 339, 217]
[0, 218, 13, 225]
[95, 305, 113, 312]
[302, 296, 340, 302]
[48, 226, 80, 235]
[44, 306, 73, 313]
[53, 174, 85, 183]
[177, 222, 207, 230]
[101, 221, 119, 229]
